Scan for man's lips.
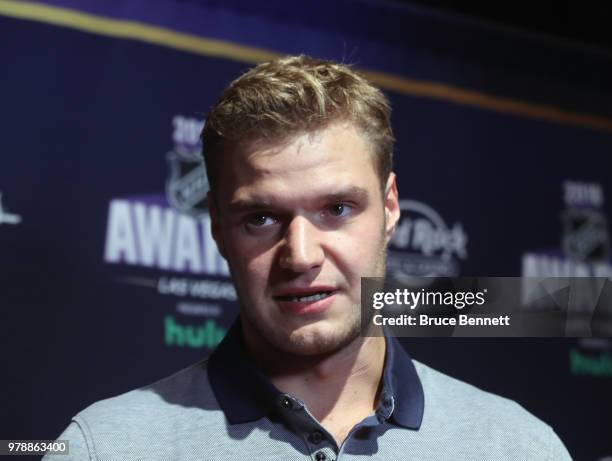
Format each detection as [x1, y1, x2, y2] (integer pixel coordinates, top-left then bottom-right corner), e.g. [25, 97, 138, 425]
[273, 286, 338, 301]
[273, 287, 338, 315]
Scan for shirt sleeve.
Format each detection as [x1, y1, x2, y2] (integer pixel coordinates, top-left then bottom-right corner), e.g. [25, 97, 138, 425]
[42, 421, 93, 461]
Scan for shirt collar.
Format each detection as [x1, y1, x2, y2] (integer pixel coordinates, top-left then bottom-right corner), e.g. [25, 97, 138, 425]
[208, 318, 279, 424]
[380, 334, 425, 429]
[208, 318, 424, 429]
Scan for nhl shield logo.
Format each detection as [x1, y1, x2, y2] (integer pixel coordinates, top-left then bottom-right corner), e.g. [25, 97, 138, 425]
[562, 209, 610, 262]
[166, 148, 209, 216]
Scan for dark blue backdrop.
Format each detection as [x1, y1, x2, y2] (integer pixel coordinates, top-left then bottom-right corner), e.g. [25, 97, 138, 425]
[1, 1, 611, 459]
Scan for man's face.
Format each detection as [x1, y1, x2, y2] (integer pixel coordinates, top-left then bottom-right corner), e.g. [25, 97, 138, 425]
[210, 121, 399, 356]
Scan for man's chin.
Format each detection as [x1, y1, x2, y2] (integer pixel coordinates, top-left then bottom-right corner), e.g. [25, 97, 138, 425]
[241, 308, 361, 357]
[279, 322, 361, 356]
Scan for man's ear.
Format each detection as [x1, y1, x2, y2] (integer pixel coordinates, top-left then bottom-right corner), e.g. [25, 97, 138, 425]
[208, 191, 227, 260]
[383, 172, 400, 243]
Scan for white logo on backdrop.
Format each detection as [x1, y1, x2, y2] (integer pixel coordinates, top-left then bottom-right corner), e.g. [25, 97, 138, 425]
[166, 115, 209, 216]
[387, 199, 468, 279]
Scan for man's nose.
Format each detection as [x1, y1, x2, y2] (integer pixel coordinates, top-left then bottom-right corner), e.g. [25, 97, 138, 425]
[279, 216, 325, 272]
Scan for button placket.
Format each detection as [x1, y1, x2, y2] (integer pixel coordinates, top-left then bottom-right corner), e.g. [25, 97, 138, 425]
[283, 399, 338, 460]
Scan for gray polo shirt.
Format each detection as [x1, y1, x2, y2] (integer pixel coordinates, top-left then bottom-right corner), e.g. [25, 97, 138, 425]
[47, 320, 571, 460]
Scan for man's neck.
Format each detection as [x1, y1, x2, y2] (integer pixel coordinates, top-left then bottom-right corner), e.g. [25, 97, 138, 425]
[242, 320, 386, 444]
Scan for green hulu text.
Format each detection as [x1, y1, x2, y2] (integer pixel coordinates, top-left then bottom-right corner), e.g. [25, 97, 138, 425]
[570, 348, 612, 377]
[164, 315, 226, 348]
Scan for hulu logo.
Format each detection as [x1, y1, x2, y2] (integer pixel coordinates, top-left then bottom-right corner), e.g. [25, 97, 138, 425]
[570, 348, 612, 377]
[164, 315, 226, 348]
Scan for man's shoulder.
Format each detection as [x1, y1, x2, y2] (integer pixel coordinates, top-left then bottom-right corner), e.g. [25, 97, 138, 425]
[413, 359, 534, 421]
[411, 360, 571, 460]
[76, 359, 220, 426]
[49, 359, 229, 460]
[72, 359, 226, 444]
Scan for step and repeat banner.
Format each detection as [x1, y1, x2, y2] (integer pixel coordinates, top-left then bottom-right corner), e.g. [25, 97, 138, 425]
[1, 0, 611, 459]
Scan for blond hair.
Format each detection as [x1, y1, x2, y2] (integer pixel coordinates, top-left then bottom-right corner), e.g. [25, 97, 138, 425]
[201, 55, 394, 192]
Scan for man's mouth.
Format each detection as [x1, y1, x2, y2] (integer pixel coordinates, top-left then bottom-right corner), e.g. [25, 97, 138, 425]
[276, 291, 334, 303]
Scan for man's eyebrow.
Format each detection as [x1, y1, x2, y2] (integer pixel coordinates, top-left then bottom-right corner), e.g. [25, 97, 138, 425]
[227, 198, 274, 214]
[227, 186, 370, 214]
[323, 186, 369, 202]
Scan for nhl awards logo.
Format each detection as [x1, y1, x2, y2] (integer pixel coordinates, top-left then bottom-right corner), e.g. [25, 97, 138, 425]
[522, 181, 612, 278]
[166, 115, 209, 216]
[387, 199, 468, 281]
[102, 115, 234, 352]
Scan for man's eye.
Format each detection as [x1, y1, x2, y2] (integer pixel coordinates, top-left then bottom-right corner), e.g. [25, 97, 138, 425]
[327, 203, 351, 217]
[246, 214, 276, 228]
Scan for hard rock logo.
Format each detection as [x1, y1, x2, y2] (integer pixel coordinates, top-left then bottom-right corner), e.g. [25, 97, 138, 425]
[387, 200, 468, 280]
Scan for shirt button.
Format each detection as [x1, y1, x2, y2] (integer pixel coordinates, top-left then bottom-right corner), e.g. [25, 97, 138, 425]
[308, 430, 323, 444]
[315, 451, 327, 461]
[281, 396, 292, 409]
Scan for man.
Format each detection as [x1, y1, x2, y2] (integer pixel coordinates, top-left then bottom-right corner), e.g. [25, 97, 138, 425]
[48, 55, 570, 460]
